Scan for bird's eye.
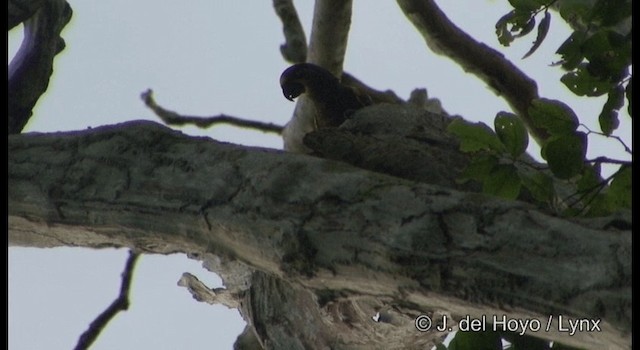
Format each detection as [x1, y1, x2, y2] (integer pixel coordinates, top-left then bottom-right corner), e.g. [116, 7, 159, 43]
[282, 82, 305, 101]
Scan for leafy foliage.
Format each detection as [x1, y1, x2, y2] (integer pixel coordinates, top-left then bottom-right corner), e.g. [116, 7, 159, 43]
[452, 0, 634, 217]
[448, 119, 505, 153]
[541, 133, 587, 179]
[497, 0, 632, 136]
[495, 112, 529, 157]
[447, 108, 629, 216]
[448, 118, 529, 202]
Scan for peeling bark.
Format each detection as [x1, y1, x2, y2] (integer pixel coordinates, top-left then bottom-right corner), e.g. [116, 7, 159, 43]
[8, 109, 631, 349]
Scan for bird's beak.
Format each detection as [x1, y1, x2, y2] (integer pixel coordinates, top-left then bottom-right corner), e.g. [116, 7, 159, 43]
[285, 92, 295, 101]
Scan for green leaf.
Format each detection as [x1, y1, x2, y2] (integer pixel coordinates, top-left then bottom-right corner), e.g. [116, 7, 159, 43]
[458, 154, 499, 183]
[625, 78, 632, 116]
[584, 193, 614, 217]
[508, 0, 544, 12]
[579, 30, 631, 83]
[591, 0, 632, 27]
[435, 343, 448, 350]
[557, 0, 596, 28]
[494, 112, 529, 157]
[542, 133, 587, 179]
[577, 164, 602, 194]
[447, 119, 504, 153]
[550, 340, 589, 350]
[496, 10, 536, 46]
[448, 330, 502, 350]
[483, 164, 522, 199]
[496, 11, 516, 46]
[529, 98, 579, 135]
[608, 165, 631, 208]
[561, 63, 613, 97]
[555, 31, 586, 70]
[519, 171, 555, 203]
[514, 16, 536, 38]
[522, 11, 551, 59]
[598, 85, 624, 135]
[506, 333, 552, 349]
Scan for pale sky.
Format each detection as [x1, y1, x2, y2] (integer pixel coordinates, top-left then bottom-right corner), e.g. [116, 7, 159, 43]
[8, 1, 631, 349]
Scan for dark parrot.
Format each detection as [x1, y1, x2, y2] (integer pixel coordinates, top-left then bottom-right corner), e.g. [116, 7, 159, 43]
[280, 63, 371, 128]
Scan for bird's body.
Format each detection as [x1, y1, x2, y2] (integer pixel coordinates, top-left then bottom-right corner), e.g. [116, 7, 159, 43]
[280, 63, 370, 128]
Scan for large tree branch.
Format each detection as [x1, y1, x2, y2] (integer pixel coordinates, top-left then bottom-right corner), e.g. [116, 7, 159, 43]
[8, 0, 46, 29]
[396, 0, 549, 145]
[8, 118, 630, 349]
[8, 0, 72, 134]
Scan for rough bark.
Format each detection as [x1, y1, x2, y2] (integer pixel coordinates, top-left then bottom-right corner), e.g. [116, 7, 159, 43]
[9, 107, 631, 349]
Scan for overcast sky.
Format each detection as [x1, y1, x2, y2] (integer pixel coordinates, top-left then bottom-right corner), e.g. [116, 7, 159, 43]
[8, 1, 631, 349]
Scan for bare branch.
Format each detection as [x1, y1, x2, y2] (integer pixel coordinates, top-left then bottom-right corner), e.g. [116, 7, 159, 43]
[141, 89, 283, 135]
[74, 250, 140, 350]
[8, 0, 72, 134]
[283, 0, 355, 152]
[396, 0, 549, 145]
[580, 123, 633, 155]
[273, 0, 307, 63]
[587, 157, 632, 166]
[307, 0, 353, 76]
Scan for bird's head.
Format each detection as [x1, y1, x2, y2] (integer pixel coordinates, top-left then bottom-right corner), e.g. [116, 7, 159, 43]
[280, 64, 308, 101]
[281, 80, 305, 101]
[280, 63, 340, 102]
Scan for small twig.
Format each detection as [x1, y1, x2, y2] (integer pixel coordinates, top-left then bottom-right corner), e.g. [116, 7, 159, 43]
[140, 89, 284, 135]
[587, 156, 632, 166]
[273, 0, 307, 63]
[579, 124, 632, 155]
[563, 166, 624, 215]
[74, 250, 140, 350]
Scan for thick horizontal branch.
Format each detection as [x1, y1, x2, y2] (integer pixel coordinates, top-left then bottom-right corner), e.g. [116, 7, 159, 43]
[8, 120, 630, 349]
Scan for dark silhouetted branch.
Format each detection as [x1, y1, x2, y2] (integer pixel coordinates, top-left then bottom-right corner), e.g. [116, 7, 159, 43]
[141, 89, 283, 135]
[74, 250, 140, 350]
[8, 0, 72, 134]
